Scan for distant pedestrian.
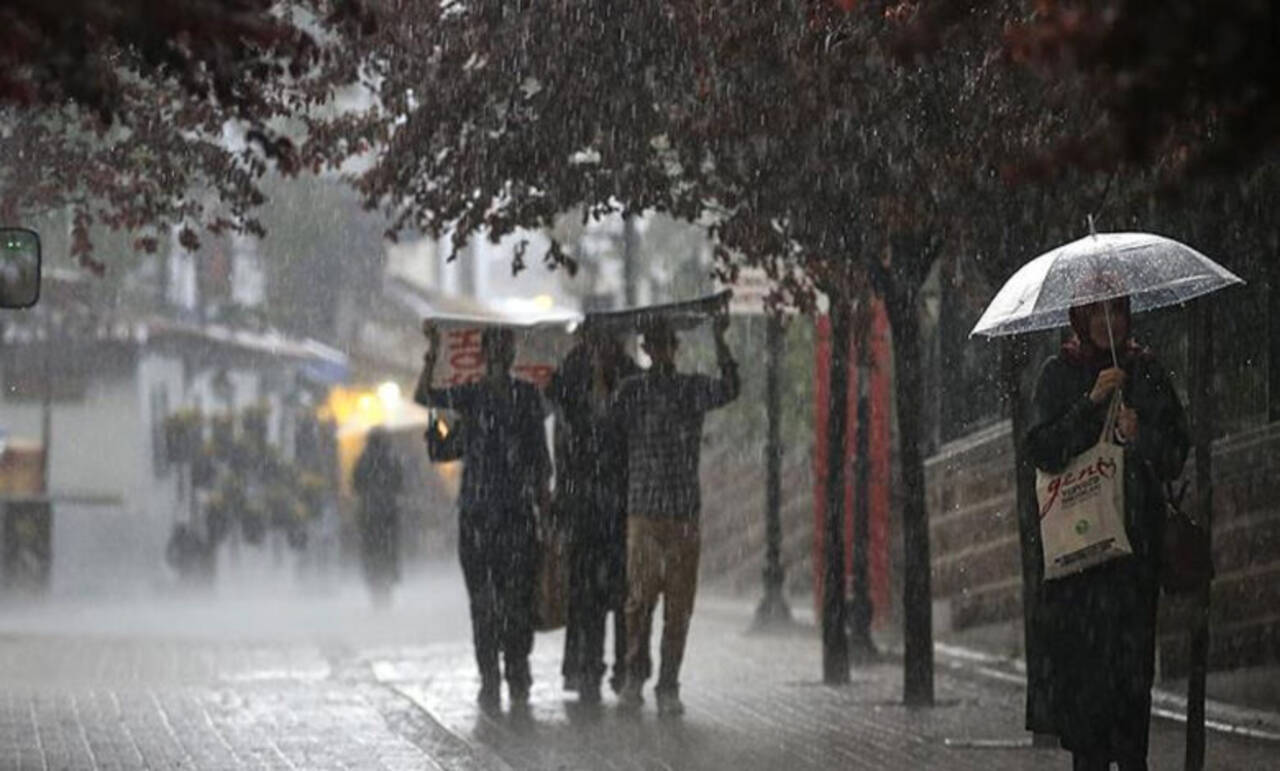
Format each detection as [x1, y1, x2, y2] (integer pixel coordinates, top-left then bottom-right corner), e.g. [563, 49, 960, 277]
[415, 324, 552, 712]
[353, 427, 404, 608]
[613, 314, 739, 716]
[1026, 295, 1188, 771]
[546, 324, 640, 704]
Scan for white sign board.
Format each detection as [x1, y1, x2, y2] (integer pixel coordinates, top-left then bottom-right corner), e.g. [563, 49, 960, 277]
[428, 317, 578, 389]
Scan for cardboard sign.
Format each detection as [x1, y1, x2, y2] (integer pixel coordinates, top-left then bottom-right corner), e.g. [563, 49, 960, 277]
[427, 317, 578, 389]
[424, 290, 731, 387]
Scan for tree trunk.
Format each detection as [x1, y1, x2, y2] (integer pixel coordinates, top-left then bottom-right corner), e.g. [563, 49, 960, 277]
[882, 275, 935, 707]
[823, 298, 852, 684]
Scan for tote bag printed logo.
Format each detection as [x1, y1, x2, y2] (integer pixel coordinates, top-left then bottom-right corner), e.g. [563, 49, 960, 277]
[1038, 455, 1118, 518]
[1036, 396, 1133, 580]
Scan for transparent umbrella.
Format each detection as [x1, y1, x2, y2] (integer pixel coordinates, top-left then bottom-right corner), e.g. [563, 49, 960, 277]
[969, 230, 1244, 339]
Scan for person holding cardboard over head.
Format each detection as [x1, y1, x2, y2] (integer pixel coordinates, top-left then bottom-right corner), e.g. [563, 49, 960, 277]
[415, 323, 552, 713]
[611, 312, 739, 717]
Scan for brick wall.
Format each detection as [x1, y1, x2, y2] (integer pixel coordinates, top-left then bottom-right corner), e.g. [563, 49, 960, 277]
[1158, 421, 1280, 677]
[925, 420, 1021, 631]
[925, 418, 1280, 677]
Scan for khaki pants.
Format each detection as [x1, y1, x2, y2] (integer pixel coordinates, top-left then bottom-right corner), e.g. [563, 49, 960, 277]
[624, 515, 700, 694]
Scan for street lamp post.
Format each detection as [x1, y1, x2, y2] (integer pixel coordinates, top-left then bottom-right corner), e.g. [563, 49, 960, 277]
[754, 314, 793, 629]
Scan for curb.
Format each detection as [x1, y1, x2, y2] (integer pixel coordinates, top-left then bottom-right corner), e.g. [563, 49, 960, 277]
[933, 642, 1280, 744]
[699, 594, 1280, 743]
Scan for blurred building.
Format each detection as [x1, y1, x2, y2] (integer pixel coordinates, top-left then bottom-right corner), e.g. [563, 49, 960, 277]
[0, 269, 346, 596]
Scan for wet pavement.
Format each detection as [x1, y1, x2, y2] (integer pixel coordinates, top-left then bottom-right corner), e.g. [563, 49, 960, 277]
[0, 570, 1276, 770]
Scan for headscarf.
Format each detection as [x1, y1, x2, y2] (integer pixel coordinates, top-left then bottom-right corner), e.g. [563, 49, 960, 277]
[1060, 295, 1148, 369]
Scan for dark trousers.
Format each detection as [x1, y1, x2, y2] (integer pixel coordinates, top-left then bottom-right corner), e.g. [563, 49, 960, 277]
[458, 508, 537, 690]
[562, 527, 631, 689]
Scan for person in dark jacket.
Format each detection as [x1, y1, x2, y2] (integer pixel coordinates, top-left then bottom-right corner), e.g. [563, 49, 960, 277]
[546, 324, 640, 704]
[414, 324, 552, 712]
[353, 427, 404, 607]
[1026, 295, 1189, 771]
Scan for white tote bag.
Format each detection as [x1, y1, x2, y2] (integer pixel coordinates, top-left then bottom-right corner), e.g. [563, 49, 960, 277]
[1036, 394, 1133, 580]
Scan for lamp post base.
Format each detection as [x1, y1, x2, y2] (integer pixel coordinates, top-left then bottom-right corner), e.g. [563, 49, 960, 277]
[752, 588, 794, 631]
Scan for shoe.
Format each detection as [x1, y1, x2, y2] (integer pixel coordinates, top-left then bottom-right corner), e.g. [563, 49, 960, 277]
[617, 682, 644, 713]
[579, 681, 602, 706]
[509, 682, 530, 705]
[478, 683, 501, 713]
[655, 691, 684, 718]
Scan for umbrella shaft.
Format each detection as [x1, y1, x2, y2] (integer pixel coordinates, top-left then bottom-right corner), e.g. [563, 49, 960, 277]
[1103, 299, 1120, 371]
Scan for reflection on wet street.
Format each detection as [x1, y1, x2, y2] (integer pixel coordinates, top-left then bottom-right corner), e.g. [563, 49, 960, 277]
[0, 567, 1274, 770]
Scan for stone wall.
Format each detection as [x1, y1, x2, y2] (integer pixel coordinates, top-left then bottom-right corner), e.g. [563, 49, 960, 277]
[699, 442, 815, 601]
[925, 418, 1280, 677]
[1158, 421, 1280, 676]
[925, 421, 1021, 632]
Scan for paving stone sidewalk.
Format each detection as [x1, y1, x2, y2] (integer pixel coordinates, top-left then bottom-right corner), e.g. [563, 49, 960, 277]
[365, 599, 1280, 771]
[0, 586, 1276, 770]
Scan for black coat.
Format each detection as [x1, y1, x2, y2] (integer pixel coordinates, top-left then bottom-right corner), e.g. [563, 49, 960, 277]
[353, 443, 404, 576]
[1025, 349, 1188, 761]
[546, 344, 638, 545]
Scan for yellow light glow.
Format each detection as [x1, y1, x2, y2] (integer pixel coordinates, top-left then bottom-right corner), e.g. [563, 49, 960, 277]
[533, 294, 554, 311]
[377, 381, 402, 405]
[322, 387, 387, 430]
[356, 394, 381, 421]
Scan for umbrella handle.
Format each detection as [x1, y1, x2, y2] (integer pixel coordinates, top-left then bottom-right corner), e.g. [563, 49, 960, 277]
[1087, 213, 1123, 370]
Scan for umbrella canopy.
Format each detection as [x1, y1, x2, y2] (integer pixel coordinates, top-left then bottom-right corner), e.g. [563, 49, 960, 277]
[970, 232, 1244, 338]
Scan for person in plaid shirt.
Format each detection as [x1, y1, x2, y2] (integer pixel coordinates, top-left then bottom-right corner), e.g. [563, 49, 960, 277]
[612, 313, 739, 716]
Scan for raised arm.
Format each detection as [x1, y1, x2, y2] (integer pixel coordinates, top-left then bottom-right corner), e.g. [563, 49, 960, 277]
[695, 313, 741, 410]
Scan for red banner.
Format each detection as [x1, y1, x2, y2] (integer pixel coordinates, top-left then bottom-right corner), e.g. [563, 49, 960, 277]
[812, 298, 891, 625]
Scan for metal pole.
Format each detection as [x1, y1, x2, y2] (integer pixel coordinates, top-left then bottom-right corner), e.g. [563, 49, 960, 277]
[1268, 241, 1280, 423]
[39, 316, 52, 493]
[1186, 298, 1214, 771]
[754, 314, 792, 629]
[823, 301, 851, 683]
[623, 214, 639, 308]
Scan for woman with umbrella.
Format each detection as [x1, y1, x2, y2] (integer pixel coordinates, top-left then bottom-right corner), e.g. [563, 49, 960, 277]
[972, 230, 1241, 770]
[1026, 289, 1187, 770]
